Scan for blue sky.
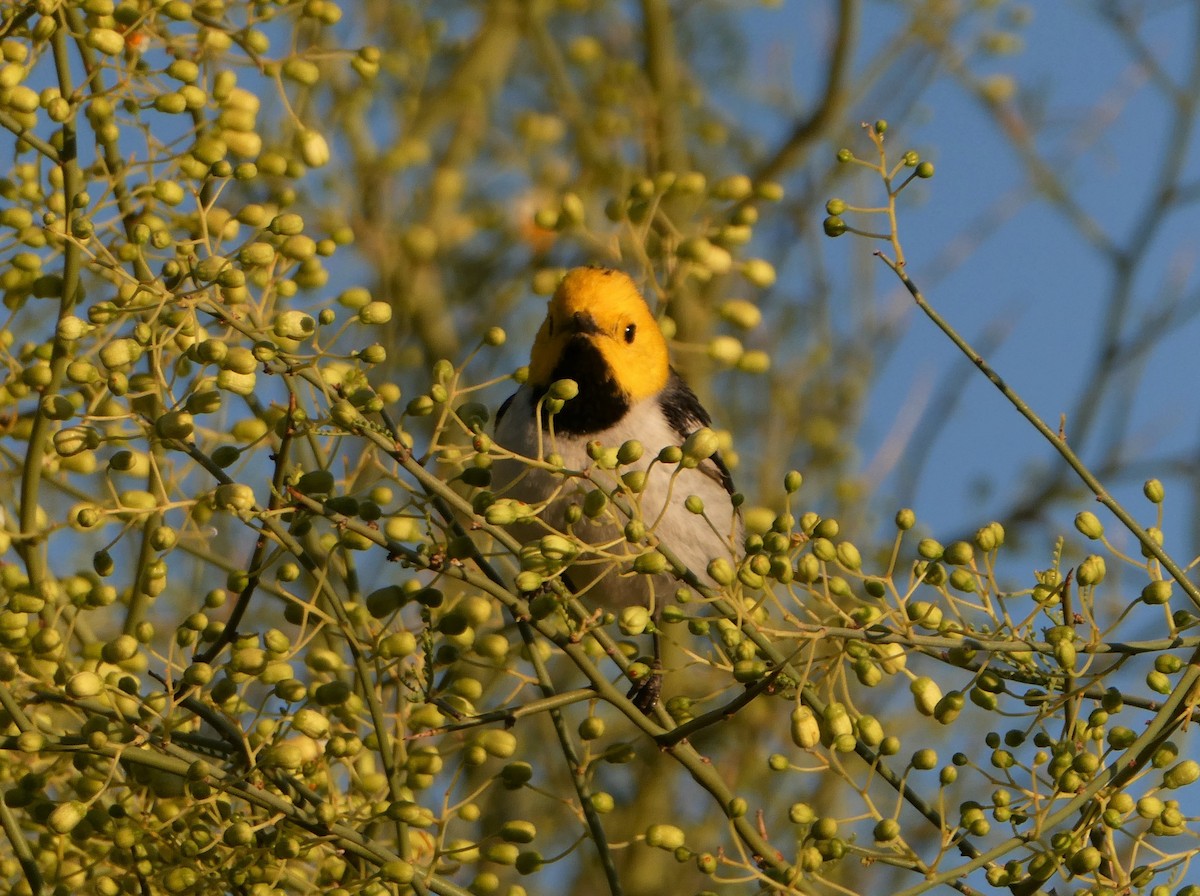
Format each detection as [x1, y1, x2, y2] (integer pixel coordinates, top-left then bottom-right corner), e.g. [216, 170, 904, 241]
[732, 2, 1200, 562]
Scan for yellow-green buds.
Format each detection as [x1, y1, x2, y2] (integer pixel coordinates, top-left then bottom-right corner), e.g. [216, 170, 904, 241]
[619, 606, 651, 636]
[645, 824, 686, 850]
[823, 216, 846, 237]
[1142, 580, 1172, 605]
[789, 705, 820, 749]
[1144, 478, 1165, 503]
[296, 128, 330, 167]
[1163, 759, 1200, 789]
[681, 427, 720, 467]
[706, 557, 735, 586]
[719, 299, 762, 330]
[910, 676, 941, 716]
[1074, 511, 1104, 539]
[1076, 554, 1106, 586]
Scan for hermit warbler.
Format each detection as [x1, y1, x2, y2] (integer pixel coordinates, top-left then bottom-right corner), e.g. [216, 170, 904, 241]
[494, 267, 742, 702]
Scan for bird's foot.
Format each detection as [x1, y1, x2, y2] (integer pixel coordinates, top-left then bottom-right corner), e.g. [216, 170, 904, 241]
[626, 660, 662, 714]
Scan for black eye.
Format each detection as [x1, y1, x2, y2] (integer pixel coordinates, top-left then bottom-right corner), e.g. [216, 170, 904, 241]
[624, 323, 636, 343]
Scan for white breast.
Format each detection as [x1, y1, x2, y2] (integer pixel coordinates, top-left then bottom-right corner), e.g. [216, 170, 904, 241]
[492, 387, 742, 609]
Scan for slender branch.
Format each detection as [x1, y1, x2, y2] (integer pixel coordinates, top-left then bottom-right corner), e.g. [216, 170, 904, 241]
[882, 257, 1200, 613]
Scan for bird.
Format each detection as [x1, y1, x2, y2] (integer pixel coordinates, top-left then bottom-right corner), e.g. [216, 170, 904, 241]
[493, 266, 743, 708]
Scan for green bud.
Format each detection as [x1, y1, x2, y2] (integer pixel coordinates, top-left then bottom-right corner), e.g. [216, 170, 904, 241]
[790, 706, 820, 749]
[835, 542, 861, 570]
[822, 216, 846, 237]
[296, 128, 330, 167]
[1142, 580, 1172, 605]
[1076, 554, 1106, 586]
[910, 676, 941, 716]
[645, 824, 686, 850]
[856, 714, 884, 746]
[616, 605, 651, 637]
[549, 379, 578, 401]
[895, 508, 915, 530]
[47, 801, 87, 834]
[1163, 760, 1200, 789]
[632, 551, 667, 577]
[1144, 478, 1165, 503]
[707, 558, 734, 586]
[85, 28, 125, 56]
[1074, 511, 1104, 539]
[917, 538, 943, 560]
[906, 601, 943, 629]
[681, 427, 720, 467]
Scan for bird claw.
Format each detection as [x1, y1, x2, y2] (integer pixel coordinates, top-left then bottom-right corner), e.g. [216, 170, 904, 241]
[627, 663, 662, 714]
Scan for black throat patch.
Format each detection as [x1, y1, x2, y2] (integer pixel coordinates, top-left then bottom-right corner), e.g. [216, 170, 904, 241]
[532, 336, 630, 435]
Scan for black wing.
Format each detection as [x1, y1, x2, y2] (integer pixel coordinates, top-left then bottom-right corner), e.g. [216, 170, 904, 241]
[658, 369, 736, 497]
[495, 391, 517, 428]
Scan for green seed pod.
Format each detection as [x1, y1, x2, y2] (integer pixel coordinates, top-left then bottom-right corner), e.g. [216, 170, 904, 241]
[874, 642, 906, 673]
[681, 427, 720, 467]
[1074, 511, 1104, 539]
[214, 483, 255, 512]
[1164, 759, 1200, 789]
[942, 540, 974, 565]
[822, 216, 846, 237]
[545, 378, 578, 401]
[910, 748, 937, 770]
[934, 690, 964, 725]
[617, 439, 644, 465]
[835, 541, 861, 570]
[1076, 554, 1106, 586]
[1142, 580, 1172, 605]
[645, 824, 686, 850]
[948, 568, 976, 593]
[822, 702, 853, 739]
[296, 128, 331, 167]
[917, 538, 943, 560]
[719, 299, 762, 331]
[906, 601, 943, 629]
[810, 537, 836, 562]
[479, 729, 517, 759]
[618, 606, 651, 636]
[1146, 670, 1171, 694]
[1136, 796, 1164, 819]
[910, 676, 941, 716]
[632, 551, 667, 577]
[853, 658, 882, 687]
[47, 800, 87, 834]
[856, 714, 884, 747]
[707, 558, 734, 586]
[66, 671, 103, 699]
[85, 28, 125, 56]
[154, 410, 194, 440]
[1053, 637, 1077, 672]
[270, 307, 312, 338]
[790, 706, 820, 749]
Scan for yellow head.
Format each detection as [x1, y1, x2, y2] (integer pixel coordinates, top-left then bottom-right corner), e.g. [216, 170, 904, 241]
[527, 267, 669, 402]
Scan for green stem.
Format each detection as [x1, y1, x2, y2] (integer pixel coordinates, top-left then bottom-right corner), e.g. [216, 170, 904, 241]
[16, 16, 83, 591]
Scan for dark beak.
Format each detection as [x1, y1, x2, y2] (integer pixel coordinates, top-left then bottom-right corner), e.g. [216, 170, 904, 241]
[568, 310, 601, 335]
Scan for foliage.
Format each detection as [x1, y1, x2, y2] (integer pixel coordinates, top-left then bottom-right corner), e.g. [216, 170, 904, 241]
[0, 2, 1199, 896]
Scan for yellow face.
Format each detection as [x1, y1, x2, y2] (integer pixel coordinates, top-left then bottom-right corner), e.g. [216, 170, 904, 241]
[527, 267, 669, 401]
